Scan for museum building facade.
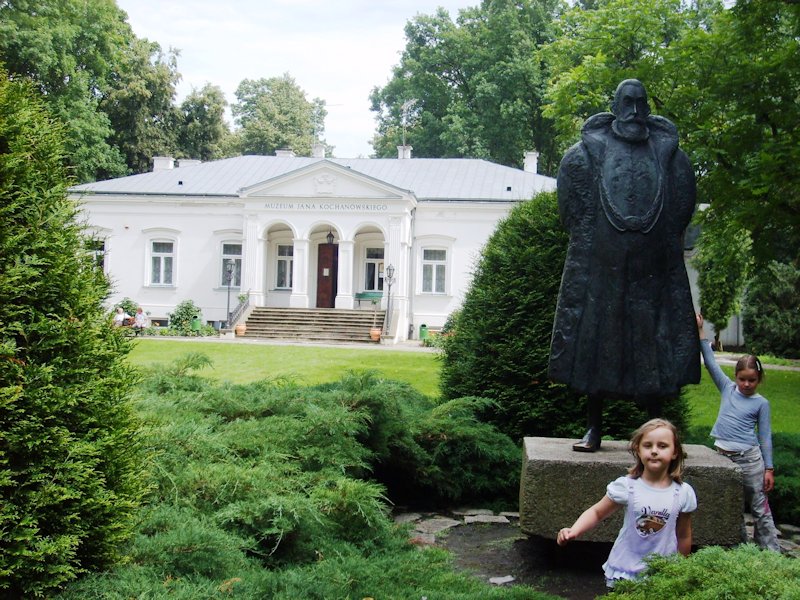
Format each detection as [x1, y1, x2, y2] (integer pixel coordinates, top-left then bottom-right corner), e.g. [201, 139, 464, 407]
[70, 148, 556, 342]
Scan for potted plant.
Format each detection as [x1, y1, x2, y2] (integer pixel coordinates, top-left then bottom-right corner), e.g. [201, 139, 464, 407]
[234, 322, 247, 336]
[369, 298, 382, 341]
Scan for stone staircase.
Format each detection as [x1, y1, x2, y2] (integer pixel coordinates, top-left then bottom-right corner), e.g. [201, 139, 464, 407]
[241, 307, 386, 344]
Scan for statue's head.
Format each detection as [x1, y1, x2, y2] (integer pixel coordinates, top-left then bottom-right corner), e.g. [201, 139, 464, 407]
[611, 79, 651, 140]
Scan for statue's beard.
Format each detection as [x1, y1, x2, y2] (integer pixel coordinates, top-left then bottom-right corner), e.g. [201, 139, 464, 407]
[612, 117, 649, 142]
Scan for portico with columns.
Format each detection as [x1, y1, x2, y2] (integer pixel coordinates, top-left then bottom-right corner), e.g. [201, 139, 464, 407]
[70, 148, 558, 342]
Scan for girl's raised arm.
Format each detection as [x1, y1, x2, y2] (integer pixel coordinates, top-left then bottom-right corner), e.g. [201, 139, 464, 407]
[697, 314, 730, 391]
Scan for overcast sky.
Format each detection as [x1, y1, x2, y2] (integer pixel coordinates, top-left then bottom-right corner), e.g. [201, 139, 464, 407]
[116, 0, 478, 158]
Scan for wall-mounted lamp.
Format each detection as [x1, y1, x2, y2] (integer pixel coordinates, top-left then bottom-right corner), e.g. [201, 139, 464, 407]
[326, 230, 334, 245]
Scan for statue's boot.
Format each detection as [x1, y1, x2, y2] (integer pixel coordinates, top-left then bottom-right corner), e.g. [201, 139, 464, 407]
[572, 395, 603, 452]
[572, 427, 601, 452]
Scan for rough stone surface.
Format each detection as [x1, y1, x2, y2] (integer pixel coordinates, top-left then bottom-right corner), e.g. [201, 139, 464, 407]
[414, 517, 461, 535]
[452, 508, 495, 516]
[394, 512, 422, 524]
[519, 437, 743, 547]
[464, 514, 510, 525]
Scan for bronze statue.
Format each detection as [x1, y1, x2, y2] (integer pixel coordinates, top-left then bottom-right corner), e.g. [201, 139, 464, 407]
[549, 79, 700, 452]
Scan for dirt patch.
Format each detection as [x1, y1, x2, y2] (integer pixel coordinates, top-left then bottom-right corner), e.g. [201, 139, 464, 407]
[439, 520, 611, 600]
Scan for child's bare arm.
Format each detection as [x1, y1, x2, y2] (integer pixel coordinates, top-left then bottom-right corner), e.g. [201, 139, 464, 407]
[676, 512, 693, 556]
[557, 496, 620, 546]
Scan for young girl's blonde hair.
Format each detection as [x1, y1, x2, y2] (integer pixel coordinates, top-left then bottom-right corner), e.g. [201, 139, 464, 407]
[627, 418, 685, 483]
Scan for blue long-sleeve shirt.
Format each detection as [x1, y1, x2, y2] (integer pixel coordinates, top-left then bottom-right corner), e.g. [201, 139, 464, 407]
[700, 339, 773, 468]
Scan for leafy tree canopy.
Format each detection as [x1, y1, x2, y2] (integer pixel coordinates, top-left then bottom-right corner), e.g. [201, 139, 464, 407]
[177, 83, 232, 161]
[369, 0, 565, 173]
[232, 73, 328, 157]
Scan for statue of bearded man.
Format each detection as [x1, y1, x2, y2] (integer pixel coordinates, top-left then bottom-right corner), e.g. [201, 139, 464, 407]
[548, 79, 700, 452]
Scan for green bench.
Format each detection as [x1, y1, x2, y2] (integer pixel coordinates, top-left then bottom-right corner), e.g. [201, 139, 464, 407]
[355, 291, 383, 306]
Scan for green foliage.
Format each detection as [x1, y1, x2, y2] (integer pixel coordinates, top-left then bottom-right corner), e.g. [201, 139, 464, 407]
[117, 296, 139, 316]
[439, 191, 688, 442]
[177, 83, 231, 161]
[57, 356, 547, 598]
[167, 299, 204, 335]
[369, 1, 564, 172]
[232, 74, 328, 156]
[770, 432, 800, 526]
[742, 261, 800, 358]
[101, 37, 181, 175]
[691, 211, 752, 348]
[606, 544, 800, 599]
[0, 74, 144, 596]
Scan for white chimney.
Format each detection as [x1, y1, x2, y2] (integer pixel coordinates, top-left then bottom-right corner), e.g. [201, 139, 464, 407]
[275, 148, 296, 157]
[523, 151, 539, 173]
[397, 145, 413, 159]
[152, 156, 174, 171]
[312, 142, 326, 158]
[176, 159, 201, 168]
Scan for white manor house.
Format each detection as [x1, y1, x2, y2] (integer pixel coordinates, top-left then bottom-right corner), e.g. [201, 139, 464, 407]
[71, 147, 557, 342]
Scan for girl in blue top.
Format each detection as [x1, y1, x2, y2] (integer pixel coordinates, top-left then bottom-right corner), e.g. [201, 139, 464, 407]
[697, 314, 780, 551]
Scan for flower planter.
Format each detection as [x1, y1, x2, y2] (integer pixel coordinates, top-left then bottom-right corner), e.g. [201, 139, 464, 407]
[234, 323, 247, 336]
[369, 327, 382, 342]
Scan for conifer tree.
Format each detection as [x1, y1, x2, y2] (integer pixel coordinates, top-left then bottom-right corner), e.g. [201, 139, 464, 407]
[0, 73, 144, 596]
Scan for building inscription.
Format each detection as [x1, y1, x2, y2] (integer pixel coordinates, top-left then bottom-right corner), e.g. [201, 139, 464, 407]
[264, 202, 389, 212]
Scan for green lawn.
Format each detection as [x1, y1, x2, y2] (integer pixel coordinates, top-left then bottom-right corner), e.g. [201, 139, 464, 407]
[129, 339, 442, 397]
[129, 339, 799, 433]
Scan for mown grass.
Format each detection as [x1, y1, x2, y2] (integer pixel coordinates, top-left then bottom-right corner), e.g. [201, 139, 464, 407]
[129, 339, 442, 396]
[130, 339, 799, 433]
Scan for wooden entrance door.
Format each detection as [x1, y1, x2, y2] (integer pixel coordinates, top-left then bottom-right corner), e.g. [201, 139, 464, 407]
[316, 243, 338, 308]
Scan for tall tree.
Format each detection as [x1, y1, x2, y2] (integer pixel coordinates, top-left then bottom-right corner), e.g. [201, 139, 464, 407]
[231, 74, 327, 157]
[177, 83, 231, 161]
[370, 0, 565, 172]
[101, 37, 182, 174]
[0, 0, 131, 181]
[0, 73, 144, 596]
[0, 0, 184, 180]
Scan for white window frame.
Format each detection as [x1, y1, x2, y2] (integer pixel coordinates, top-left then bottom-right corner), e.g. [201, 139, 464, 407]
[420, 246, 449, 295]
[149, 239, 176, 286]
[363, 246, 385, 291]
[221, 242, 243, 288]
[276, 244, 294, 289]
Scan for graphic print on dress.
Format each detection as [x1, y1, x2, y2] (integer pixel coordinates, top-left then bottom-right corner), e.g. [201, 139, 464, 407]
[635, 505, 671, 537]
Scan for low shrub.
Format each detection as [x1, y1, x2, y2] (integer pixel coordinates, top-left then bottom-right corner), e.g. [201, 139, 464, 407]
[166, 299, 204, 336]
[607, 544, 800, 598]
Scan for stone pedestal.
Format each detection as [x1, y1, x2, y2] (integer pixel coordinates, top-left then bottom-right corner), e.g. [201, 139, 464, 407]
[519, 437, 743, 547]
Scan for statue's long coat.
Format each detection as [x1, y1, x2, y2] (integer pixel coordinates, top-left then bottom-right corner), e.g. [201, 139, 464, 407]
[548, 113, 700, 398]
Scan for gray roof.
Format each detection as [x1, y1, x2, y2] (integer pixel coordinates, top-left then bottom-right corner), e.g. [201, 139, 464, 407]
[70, 156, 556, 202]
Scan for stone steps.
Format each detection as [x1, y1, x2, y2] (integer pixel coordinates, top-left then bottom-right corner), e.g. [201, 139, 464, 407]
[242, 307, 386, 344]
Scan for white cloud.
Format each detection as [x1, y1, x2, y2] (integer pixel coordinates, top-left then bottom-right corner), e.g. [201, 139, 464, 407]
[116, 0, 475, 158]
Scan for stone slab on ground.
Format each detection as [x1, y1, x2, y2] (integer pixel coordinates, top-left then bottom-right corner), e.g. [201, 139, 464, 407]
[414, 516, 461, 535]
[464, 514, 510, 525]
[519, 437, 743, 547]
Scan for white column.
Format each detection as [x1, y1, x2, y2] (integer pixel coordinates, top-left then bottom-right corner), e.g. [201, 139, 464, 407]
[241, 215, 263, 305]
[289, 237, 310, 308]
[335, 239, 355, 309]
